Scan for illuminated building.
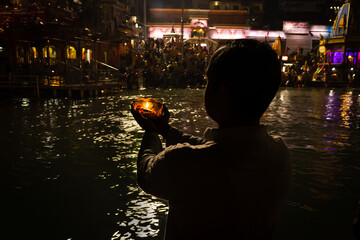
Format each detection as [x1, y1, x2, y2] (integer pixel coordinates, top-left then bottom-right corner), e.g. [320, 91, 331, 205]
[326, 0, 360, 66]
[146, 2, 330, 56]
[323, 0, 360, 84]
[0, 1, 133, 86]
[147, 1, 286, 47]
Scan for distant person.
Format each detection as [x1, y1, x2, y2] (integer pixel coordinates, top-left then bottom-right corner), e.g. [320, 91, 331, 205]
[131, 39, 292, 240]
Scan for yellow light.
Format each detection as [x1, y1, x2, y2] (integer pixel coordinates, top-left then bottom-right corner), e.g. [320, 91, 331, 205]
[282, 56, 289, 61]
[145, 102, 150, 110]
[66, 46, 76, 59]
[319, 46, 326, 53]
[214, 1, 219, 6]
[31, 47, 38, 58]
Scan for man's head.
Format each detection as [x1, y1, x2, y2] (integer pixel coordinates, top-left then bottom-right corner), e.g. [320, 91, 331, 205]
[205, 39, 281, 126]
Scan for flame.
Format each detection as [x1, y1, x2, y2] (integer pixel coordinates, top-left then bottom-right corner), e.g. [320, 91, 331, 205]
[133, 98, 163, 119]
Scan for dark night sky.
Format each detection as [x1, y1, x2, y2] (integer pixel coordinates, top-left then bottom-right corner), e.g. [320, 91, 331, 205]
[148, 0, 193, 8]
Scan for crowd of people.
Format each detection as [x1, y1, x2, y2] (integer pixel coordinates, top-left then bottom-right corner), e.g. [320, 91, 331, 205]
[115, 37, 360, 90]
[118, 38, 211, 89]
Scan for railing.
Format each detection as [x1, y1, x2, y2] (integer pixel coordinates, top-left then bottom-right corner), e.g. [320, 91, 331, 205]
[3, 59, 124, 88]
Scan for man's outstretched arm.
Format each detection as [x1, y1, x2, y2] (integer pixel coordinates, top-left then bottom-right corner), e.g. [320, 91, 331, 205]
[137, 130, 173, 200]
[163, 127, 207, 147]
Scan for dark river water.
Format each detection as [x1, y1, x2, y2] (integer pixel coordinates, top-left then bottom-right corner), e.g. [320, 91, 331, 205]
[1, 88, 360, 240]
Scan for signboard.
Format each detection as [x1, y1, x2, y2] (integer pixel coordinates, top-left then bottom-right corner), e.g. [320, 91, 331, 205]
[207, 28, 245, 39]
[283, 21, 309, 34]
[190, 19, 208, 28]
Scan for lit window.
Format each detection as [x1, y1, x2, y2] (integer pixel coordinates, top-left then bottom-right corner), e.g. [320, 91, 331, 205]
[31, 47, 38, 59]
[66, 46, 77, 59]
[82, 48, 86, 60]
[16, 45, 25, 64]
[43, 46, 56, 59]
[82, 48, 92, 62]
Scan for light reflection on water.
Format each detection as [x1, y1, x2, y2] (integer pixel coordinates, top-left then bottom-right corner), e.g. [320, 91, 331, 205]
[1, 88, 360, 239]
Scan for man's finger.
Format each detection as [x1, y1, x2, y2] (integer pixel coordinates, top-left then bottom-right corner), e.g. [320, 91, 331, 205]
[131, 108, 142, 119]
[163, 105, 170, 118]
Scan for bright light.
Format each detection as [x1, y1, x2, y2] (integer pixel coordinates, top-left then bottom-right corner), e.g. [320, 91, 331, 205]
[332, 67, 336, 71]
[351, 68, 354, 71]
[246, 30, 286, 38]
[282, 56, 289, 61]
[149, 27, 192, 39]
[208, 28, 246, 39]
[214, 1, 219, 6]
[86, 49, 91, 62]
[135, 23, 139, 28]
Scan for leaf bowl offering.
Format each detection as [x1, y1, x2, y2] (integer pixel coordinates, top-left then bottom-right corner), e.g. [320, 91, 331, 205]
[132, 98, 164, 119]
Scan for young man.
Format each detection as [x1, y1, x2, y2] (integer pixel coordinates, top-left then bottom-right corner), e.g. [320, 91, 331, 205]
[132, 39, 292, 240]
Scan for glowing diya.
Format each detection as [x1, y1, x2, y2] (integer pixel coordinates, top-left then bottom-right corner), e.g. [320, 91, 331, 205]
[132, 98, 164, 119]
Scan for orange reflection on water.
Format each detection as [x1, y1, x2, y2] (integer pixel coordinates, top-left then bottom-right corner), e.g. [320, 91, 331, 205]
[339, 91, 354, 128]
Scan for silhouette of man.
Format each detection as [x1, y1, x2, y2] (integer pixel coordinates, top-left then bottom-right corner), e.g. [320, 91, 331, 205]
[132, 39, 292, 240]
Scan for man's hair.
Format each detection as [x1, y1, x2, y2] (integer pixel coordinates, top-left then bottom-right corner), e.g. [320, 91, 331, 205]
[206, 39, 281, 119]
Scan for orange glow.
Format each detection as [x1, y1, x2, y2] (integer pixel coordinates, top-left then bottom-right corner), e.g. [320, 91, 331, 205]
[132, 98, 164, 119]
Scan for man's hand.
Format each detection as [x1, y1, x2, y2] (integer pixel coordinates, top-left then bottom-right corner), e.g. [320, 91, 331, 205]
[131, 104, 171, 136]
[131, 108, 156, 132]
[153, 105, 171, 137]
